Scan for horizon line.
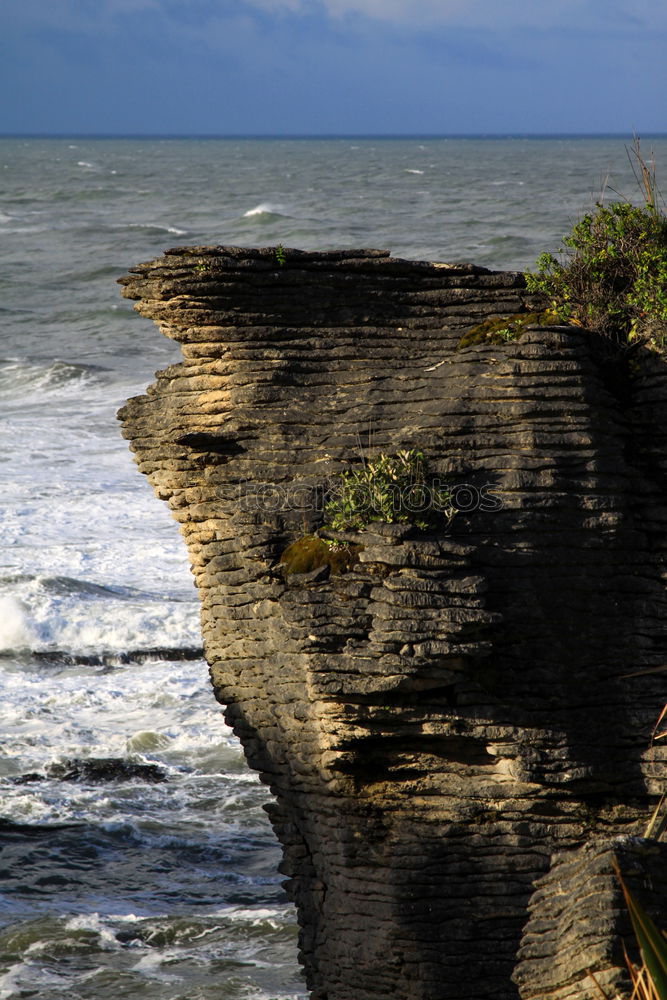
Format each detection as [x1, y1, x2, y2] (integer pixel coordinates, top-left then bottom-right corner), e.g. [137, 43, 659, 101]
[2, 130, 667, 141]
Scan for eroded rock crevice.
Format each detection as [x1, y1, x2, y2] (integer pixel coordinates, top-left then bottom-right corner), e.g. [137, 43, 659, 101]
[119, 246, 667, 1000]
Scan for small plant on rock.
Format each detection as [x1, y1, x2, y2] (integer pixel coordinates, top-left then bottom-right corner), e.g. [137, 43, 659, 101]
[323, 448, 456, 532]
[274, 244, 287, 267]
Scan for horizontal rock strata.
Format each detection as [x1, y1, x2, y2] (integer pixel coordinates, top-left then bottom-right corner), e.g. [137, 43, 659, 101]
[118, 246, 667, 1000]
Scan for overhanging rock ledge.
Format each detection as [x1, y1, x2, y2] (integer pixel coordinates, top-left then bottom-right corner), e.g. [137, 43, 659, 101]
[118, 245, 667, 1000]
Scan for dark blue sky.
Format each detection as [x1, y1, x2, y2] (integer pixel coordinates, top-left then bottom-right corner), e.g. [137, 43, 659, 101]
[2, 0, 665, 135]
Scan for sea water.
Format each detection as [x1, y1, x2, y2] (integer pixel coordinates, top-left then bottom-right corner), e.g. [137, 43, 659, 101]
[1, 135, 666, 1000]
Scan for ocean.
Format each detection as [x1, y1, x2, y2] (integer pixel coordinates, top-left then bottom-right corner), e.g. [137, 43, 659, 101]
[1, 134, 666, 1000]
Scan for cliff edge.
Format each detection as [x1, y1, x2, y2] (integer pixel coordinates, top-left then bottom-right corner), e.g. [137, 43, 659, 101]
[118, 246, 667, 1000]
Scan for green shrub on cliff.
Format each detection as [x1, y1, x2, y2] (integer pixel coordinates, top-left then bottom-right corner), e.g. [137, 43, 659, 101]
[323, 449, 455, 532]
[526, 138, 667, 350]
[525, 201, 667, 348]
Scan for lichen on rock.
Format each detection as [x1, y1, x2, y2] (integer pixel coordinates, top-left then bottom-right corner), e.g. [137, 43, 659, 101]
[457, 308, 561, 349]
[279, 534, 361, 577]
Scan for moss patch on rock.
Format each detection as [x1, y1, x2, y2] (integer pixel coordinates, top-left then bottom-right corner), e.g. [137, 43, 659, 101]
[457, 310, 560, 350]
[279, 535, 362, 576]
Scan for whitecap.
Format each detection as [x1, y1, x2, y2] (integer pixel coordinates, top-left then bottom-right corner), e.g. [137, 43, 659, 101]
[405, 169, 424, 175]
[242, 202, 287, 218]
[63, 913, 123, 951]
[0, 962, 29, 1000]
[0, 564, 200, 659]
[209, 905, 286, 930]
[126, 223, 188, 236]
[0, 596, 33, 651]
[0, 210, 12, 225]
[131, 951, 181, 983]
[0, 357, 99, 396]
[77, 161, 94, 168]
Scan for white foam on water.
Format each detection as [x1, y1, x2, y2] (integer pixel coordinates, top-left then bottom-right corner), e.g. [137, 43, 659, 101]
[2, 655, 222, 742]
[0, 649, 252, 834]
[243, 202, 287, 218]
[0, 362, 201, 657]
[0, 962, 28, 1000]
[212, 906, 286, 929]
[0, 597, 33, 651]
[63, 913, 123, 950]
[405, 169, 424, 174]
[254, 993, 307, 1000]
[126, 222, 188, 235]
[0, 357, 100, 400]
[0, 960, 71, 996]
[0, 574, 200, 657]
[131, 950, 182, 982]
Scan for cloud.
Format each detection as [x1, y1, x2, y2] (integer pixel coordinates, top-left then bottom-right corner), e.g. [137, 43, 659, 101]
[241, 0, 481, 25]
[242, 0, 667, 32]
[8, 0, 664, 39]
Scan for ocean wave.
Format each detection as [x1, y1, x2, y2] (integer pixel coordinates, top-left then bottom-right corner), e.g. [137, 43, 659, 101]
[0, 573, 197, 606]
[0, 576, 201, 659]
[0, 357, 101, 396]
[487, 233, 533, 247]
[0, 909, 304, 1000]
[28, 575, 192, 603]
[126, 222, 188, 236]
[242, 202, 289, 220]
[210, 905, 291, 928]
[33, 575, 134, 599]
[0, 597, 33, 652]
[405, 169, 425, 174]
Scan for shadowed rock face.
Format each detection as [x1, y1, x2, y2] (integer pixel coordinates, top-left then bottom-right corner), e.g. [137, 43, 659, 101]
[118, 246, 667, 1000]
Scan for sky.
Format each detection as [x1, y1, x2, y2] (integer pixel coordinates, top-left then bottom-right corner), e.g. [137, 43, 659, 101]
[1, 0, 666, 135]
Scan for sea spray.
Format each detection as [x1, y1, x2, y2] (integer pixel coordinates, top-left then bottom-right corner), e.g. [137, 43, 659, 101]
[0, 596, 33, 651]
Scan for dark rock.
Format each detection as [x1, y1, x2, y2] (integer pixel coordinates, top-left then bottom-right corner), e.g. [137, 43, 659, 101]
[31, 646, 204, 667]
[45, 757, 167, 783]
[118, 246, 667, 999]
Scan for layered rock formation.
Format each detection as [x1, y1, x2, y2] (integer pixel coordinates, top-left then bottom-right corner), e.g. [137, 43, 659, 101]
[118, 246, 667, 1000]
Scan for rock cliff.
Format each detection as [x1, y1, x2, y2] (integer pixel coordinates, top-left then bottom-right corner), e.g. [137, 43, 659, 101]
[118, 246, 667, 1000]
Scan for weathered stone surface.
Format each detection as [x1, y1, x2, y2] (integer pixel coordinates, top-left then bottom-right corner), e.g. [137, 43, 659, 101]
[118, 245, 667, 999]
[515, 838, 667, 1000]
